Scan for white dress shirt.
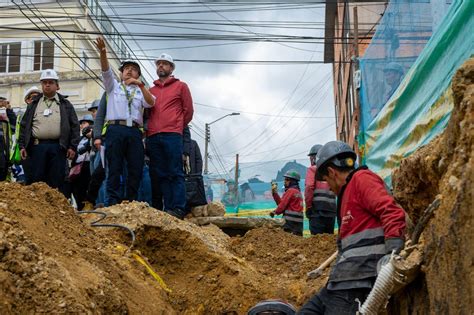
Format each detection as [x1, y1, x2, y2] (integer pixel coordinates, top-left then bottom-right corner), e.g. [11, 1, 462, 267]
[102, 68, 155, 126]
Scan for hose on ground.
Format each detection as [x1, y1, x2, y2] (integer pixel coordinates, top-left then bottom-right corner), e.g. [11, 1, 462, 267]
[77, 210, 136, 244]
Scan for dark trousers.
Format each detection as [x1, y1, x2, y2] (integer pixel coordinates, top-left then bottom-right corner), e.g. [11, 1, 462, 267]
[72, 161, 90, 210]
[27, 141, 66, 194]
[298, 286, 370, 315]
[105, 125, 144, 206]
[87, 160, 106, 205]
[308, 215, 335, 235]
[0, 137, 8, 181]
[146, 133, 185, 212]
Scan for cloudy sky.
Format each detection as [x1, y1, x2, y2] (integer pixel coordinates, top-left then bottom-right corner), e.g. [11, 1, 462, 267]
[105, 1, 336, 179]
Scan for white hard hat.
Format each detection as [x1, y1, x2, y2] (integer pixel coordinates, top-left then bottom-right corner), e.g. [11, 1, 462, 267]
[155, 53, 175, 69]
[40, 69, 59, 81]
[24, 86, 42, 101]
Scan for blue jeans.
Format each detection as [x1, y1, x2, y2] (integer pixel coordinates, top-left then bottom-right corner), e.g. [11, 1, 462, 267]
[298, 286, 370, 315]
[146, 133, 185, 212]
[105, 125, 144, 206]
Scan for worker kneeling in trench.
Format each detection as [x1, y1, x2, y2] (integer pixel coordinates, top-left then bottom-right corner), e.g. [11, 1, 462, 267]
[296, 140, 406, 314]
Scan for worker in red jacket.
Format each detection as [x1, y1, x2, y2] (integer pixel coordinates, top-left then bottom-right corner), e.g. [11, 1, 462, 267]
[298, 141, 406, 314]
[304, 144, 337, 235]
[270, 170, 304, 236]
[146, 53, 194, 219]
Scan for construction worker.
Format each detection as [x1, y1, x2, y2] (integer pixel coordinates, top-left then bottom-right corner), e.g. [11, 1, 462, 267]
[298, 141, 406, 314]
[18, 69, 80, 195]
[11, 87, 42, 183]
[0, 96, 16, 181]
[304, 144, 337, 235]
[146, 53, 194, 219]
[88, 99, 100, 119]
[94, 37, 155, 206]
[269, 170, 304, 236]
[383, 62, 404, 103]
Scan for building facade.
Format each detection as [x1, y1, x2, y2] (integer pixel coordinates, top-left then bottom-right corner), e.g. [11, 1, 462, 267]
[324, 1, 386, 155]
[0, 0, 132, 115]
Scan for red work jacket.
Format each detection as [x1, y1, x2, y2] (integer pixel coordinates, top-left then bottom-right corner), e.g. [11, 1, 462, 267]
[147, 76, 193, 136]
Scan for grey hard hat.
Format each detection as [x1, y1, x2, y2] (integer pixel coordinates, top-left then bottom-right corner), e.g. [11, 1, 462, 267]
[383, 62, 404, 74]
[119, 59, 141, 76]
[308, 144, 323, 156]
[79, 114, 94, 124]
[315, 141, 357, 174]
[88, 99, 100, 111]
[283, 170, 301, 181]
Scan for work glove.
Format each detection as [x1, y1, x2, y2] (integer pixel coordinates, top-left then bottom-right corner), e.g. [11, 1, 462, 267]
[377, 238, 404, 273]
[269, 211, 275, 218]
[271, 182, 278, 194]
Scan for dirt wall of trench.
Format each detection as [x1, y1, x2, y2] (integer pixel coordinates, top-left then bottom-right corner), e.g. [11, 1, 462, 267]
[391, 58, 473, 314]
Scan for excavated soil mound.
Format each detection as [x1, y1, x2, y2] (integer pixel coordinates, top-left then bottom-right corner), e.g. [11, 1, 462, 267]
[391, 58, 473, 314]
[95, 203, 336, 313]
[0, 183, 337, 314]
[0, 182, 174, 314]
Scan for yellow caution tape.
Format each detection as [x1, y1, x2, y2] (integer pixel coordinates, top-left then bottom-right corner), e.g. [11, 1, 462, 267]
[132, 252, 172, 293]
[115, 245, 172, 293]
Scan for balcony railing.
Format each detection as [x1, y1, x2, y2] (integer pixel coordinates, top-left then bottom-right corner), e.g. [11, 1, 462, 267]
[85, 0, 131, 61]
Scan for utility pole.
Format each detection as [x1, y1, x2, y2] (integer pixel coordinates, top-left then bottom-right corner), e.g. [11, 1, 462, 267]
[204, 123, 210, 174]
[203, 112, 240, 175]
[234, 154, 239, 208]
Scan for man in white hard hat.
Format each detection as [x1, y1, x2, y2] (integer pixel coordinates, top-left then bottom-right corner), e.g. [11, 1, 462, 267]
[18, 69, 80, 194]
[146, 53, 194, 219]
[94, 37, 155, 206]
[24, 86, 42, 106]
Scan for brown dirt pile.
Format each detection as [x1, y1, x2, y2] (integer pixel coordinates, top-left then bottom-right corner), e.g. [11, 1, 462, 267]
[0, 182, 175, 314]
[0, 182, 337, 314]
[391, 58, 473, 314]
[96, 204, 336, 313]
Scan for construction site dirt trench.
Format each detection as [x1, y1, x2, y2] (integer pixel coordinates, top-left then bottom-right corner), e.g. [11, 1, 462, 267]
[0, 59, 472, 314]
[0, 182, 336, 314]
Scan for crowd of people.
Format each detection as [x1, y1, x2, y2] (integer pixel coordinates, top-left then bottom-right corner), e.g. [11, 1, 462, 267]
[0, 36, 408, 314]
[0, 36, 200, 220]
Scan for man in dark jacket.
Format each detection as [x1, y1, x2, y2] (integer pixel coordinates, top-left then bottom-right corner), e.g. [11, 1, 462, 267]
[18, 69, 80, 195]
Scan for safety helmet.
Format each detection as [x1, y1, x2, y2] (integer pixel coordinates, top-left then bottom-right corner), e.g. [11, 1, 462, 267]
[88, 99, 100, 112]
[155, 53, 175, 69]
[283, 170, 301, 181]
[308, 144, 323, 156]
[315, 141, 357, 179]
[247, 299, 296, 315]
[79, 114, 94, 124]
[383, 62, 404, 74]
[40, 69, 59, 81]
[119, 59, 141, 76]
[24, 86, 42, 102]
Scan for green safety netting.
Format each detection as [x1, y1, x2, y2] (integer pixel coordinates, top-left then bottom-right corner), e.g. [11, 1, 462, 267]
[358, 0, 473, 186]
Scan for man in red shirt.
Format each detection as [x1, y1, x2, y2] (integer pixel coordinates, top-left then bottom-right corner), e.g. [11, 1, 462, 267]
[298, 141, 406, 314]
[270, 170, 304, 236]
[304, 144, 337, 235]
[147, 53, 194, 219]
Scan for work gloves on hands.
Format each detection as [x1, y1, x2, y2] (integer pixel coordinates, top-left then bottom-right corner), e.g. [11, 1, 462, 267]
[377, 237, 405, 273]
[269, 211, 275, 218]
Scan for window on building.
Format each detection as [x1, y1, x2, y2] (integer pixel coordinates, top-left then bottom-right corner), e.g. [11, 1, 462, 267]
[0, 42, 21, 73]
[34, 40, 54, 71]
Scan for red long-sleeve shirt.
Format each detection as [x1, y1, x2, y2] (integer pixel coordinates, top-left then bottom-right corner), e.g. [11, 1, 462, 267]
[272, 187, 304, 215]
[147, 77, 194, 136]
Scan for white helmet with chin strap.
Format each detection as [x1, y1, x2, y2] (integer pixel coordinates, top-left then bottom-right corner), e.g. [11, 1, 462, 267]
[40, 69, 59, 81]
